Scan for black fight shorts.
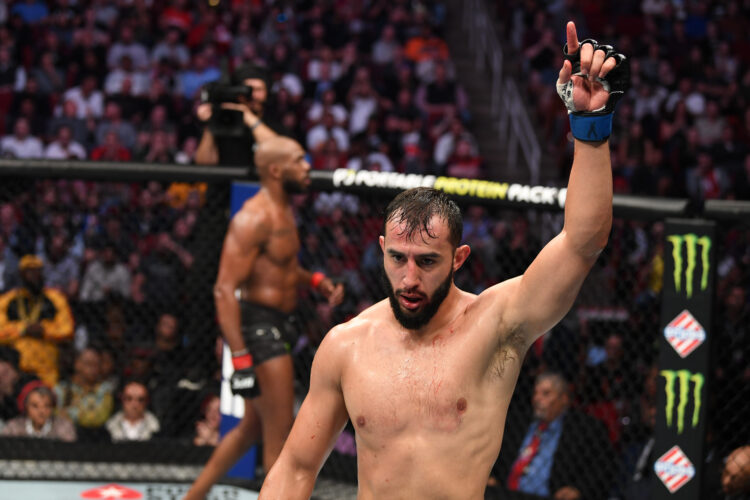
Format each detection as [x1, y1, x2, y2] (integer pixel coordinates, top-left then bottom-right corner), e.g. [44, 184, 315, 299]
[240, 301, 298, 365]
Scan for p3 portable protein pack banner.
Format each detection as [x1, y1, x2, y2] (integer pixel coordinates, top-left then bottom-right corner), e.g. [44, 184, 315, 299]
[652, 219, 716, 498]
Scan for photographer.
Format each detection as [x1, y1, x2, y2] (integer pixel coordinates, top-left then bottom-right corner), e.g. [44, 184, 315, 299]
[195, 64, 284, 168]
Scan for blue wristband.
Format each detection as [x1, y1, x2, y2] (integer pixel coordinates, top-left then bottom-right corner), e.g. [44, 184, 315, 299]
[569, 113, 613, 142]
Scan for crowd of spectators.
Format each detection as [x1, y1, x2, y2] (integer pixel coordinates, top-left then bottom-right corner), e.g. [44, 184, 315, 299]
[498, 0, 750, 202]
[0, 1, 747, 498]
[0, 0, 482, 177]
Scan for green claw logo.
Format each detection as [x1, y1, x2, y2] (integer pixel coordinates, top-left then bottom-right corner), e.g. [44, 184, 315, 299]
[667, 234, 711, 298]
[661, 369, 704, 434]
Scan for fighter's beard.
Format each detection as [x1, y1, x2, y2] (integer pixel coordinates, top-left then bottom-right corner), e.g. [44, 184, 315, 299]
[381, 265, 453, 330]
[282, 179, 307, 194]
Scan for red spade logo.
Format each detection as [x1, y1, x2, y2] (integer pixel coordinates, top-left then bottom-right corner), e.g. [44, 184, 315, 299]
[80, 483, 143, 499]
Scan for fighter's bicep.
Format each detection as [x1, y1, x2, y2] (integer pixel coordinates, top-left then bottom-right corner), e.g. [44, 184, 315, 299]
[216, 210, 270, 286]
[283, 328, 349, 472]
[503, 233, 595, 342]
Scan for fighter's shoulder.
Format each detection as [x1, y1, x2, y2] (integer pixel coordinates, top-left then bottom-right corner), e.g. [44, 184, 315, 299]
[231, 197, 272, 234]
[318, 300, 389, 352]
[471, 276, 521, 314]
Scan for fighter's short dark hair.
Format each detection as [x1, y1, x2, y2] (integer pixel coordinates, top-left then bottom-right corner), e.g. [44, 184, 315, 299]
[383, 187, 463, 248]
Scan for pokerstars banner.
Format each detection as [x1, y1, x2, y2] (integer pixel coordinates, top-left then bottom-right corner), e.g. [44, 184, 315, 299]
[652, 220, 716, 499]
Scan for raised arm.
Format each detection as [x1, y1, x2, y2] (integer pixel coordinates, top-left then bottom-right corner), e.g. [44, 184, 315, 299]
[259, 326, 350, 499]
[214, 205, 270, 354]
[495, 21, 629, 348]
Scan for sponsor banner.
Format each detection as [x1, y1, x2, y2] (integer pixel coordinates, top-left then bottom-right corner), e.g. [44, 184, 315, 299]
[663, 310, 706, 358]
[329, 169, 567, 208]
[81, 484, 142, 499]
[652, 220, 715, 499]
[654, 446, 696, 494]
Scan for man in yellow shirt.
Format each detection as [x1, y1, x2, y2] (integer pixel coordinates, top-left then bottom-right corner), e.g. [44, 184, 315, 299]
[0, 255, 74, 386]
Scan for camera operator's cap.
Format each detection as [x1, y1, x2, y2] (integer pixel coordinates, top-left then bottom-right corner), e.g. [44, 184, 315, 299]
[19, 254, 43, 270]
[231, 63, 270, 89]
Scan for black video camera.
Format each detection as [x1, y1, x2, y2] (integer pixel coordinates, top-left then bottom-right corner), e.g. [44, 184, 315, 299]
[201, 83, 253, 137]
[200, 82, 253, 104]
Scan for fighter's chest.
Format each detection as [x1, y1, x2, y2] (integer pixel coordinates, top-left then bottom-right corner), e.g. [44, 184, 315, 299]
[261, 214, 299, 263]
[343, 337, 478, 435]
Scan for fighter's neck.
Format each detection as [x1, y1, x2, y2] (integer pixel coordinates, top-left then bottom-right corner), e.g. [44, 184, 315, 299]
[260, 185, 289, 206]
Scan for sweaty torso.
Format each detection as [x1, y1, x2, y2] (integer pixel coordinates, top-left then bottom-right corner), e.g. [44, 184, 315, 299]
[239, 194, 300, 313]
[340, 294, 525, 500]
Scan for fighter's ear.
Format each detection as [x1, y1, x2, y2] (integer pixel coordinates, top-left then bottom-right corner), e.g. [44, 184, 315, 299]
[453, 244, 471, 271]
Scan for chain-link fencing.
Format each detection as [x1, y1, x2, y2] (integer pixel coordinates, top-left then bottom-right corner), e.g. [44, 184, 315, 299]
[0, 163, 747, 500]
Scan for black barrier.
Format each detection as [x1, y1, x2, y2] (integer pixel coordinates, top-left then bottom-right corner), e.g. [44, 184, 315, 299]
[652, 220, 716, 498]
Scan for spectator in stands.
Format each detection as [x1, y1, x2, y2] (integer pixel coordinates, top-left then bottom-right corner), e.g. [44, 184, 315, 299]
[131, 232, 188, 311]
[135, 130, 174, 164]
[193, 393, 220, 447]
[177, 50, 221, 100]
[0, 255, 74, 386]
[0, 345, 37, 423]
[105, 380, 160, 442]
[96, 101, 136, 151]
[44, 125, 87, 160]
[444, 138, 483, 179]
[694, 100, 726, 148]
[32, 51, 65, 96]
[372, 24, 400, 67]
[47, 100, 89, 148]
[90, 130, 131, 162]
[433, 114, 478, 170]
[104, 55, 149, 97]
[62, 74, 104, 119]
[347, 67, 381, 135]
[106, 25, 149, 71]
[0, 45, 25, 92]
[146, 312, 204, 438]
[583, 332, 638, 445]
[54, 346, 115, 440]
[1, 381, 75, 440]
[415, 61, 468, 123]
[1, 117, 43, 159]
[685, 149, 730, 201]
[403, 22, 450, 73]
[307, 110, 349, 153]
[617, 365, 658, 500]
[41, 232, 80, 299]
[306, 88, 347, 129]
[12, 0, 49, 25]
[492, 372, 615, 500]
[79, 242, 132, 302]
[151, 27, 190, 69]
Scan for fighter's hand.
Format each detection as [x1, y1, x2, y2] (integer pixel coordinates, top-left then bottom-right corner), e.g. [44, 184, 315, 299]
[220, 101, 259, 129]
[319, 278, 345, 306]
[557, 22, 615, 113]
[230, 365, 261, 399]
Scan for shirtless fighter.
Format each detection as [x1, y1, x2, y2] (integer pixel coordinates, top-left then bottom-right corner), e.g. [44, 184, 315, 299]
[183, 135, 344, 500]
[258, 22, 629, 499]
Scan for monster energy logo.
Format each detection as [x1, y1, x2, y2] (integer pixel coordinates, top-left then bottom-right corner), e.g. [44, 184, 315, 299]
[661, 370, 704, 434]
[667, 234, 711, 298]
